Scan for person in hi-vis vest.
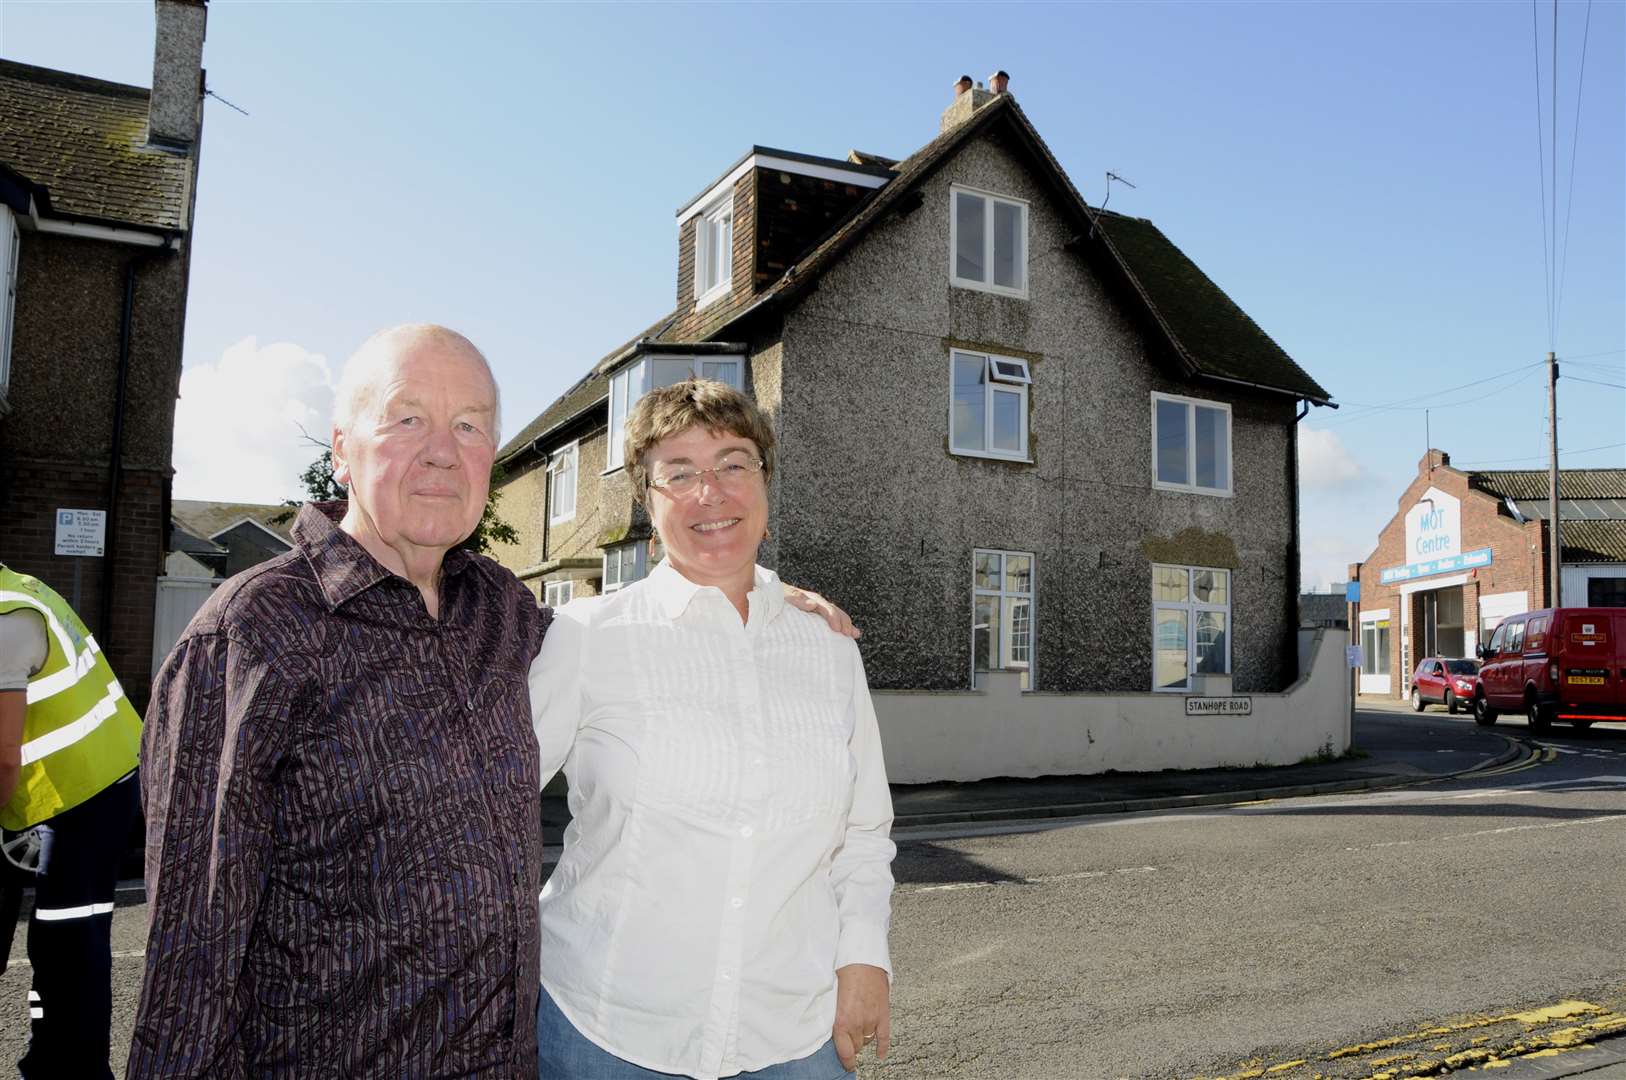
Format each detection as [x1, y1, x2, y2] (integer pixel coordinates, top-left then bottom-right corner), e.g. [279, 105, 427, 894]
[1, 563, 141, 1080]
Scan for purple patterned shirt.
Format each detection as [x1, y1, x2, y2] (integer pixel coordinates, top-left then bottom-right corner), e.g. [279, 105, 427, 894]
[129, 504, 551, 1078]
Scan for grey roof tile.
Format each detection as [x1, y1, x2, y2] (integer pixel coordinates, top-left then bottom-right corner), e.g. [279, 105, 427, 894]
[0, 59, 192, 230]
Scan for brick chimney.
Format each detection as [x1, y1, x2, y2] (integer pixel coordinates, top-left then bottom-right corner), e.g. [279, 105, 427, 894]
[148, 0, 208, 151]
[989, 70, 1009, 95]
[941, 73, 996, 134]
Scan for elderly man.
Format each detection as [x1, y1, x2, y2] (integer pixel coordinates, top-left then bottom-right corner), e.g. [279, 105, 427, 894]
[128, 325, 852, 1077]
[128, 324, 548, 1077]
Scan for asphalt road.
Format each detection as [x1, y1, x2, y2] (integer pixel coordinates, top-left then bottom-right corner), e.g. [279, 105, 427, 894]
[877, 713, 1626, 1078]
[5, 709, 1626, 1078]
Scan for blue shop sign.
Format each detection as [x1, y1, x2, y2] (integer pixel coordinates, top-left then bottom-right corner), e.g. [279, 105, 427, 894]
[1379, 547, 1493, 585]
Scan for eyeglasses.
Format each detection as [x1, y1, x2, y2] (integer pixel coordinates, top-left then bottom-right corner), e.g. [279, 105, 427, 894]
[646, 452, 764, 497]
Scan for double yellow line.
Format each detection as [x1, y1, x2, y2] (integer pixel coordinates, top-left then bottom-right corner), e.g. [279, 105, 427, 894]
[1475, 744, 1559, 777]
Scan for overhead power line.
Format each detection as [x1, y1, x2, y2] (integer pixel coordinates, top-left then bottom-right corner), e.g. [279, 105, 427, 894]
[1554, 0, 1593, 334]
[1456, 442, 1619, 468]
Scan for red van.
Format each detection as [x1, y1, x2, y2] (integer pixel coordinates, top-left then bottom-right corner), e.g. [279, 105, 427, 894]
[1475, 608, 1626, 729]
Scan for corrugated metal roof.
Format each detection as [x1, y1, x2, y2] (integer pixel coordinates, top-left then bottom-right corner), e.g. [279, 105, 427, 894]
[1471, 468, 1626, 502]
[1561, 520, 1626, 565]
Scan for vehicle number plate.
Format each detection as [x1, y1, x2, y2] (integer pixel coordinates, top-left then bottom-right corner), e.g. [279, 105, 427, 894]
[1567, 675, 1605, 685]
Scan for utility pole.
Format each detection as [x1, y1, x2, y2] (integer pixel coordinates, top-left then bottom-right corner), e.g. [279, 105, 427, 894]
[1547, 351, 1562, 606]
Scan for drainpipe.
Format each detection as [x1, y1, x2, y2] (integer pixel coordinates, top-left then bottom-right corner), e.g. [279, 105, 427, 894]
[1289, 400, 1309, 686]
[100, 237, 171, 639]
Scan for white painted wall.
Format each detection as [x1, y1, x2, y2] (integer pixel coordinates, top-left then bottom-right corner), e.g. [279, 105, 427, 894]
[1562, 564, 1626, 607]
[873, 628, 1351, 783]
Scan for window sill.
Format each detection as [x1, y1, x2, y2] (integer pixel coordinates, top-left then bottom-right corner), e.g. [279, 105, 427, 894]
[950, 277, 1029, 301]
[695, 282, 731, 310]
[549, 512, 576, 527]
[952, 448, 1033, 465]
[1152, 480, 1234, 498]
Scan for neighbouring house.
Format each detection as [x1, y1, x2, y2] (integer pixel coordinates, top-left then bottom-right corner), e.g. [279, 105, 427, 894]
[493, 74, 1341, 781]
[168, 499, 294, 579]
[1299, 585, 1350, 629]
[153, 499, 292, 675]
[0, 0, 208, 712]
[1349, 451, 1626, 700]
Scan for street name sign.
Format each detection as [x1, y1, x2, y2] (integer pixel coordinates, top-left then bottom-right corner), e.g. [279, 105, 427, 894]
[1185, 696, 1252, 717]
[53, 508, 106, 557]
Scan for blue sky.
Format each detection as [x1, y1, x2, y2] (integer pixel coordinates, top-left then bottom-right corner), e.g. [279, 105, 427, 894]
[4, 0, 1622, 589]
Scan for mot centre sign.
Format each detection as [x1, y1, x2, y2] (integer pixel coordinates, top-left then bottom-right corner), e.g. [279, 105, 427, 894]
[1380, 486, 1493, 585]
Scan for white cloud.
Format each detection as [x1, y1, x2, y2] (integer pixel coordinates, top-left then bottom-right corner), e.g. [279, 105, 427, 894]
[1297, 427, 1364, 490]
[173, 337, 335, 503]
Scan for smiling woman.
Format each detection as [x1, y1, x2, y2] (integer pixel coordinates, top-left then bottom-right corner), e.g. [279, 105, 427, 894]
[528, 377, 896, 1080]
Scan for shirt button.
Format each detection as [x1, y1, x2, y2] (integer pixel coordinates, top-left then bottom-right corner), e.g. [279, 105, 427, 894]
[721, 971, 732, 981]
[752, 757, 764, 767]
[731, 897, 743, 909]
[739, 825, 753, 838]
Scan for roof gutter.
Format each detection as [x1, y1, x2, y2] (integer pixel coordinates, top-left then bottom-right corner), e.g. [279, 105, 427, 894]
[1200, 370, 1337, 409]
[27, 197, 180, 249]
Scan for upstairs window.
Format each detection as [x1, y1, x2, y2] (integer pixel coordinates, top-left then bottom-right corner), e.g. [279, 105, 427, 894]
[602, 541, 647, 593]
[951, 186, 1027, 297]
[1152, 392, 1232, 496]
[544, 579, 574, 607]
[607, 355, 744, 470]
[694, 196, 734, 307]
[0, 208, 17, 399]
[549, 441, 578, 524]
[950, 349, 1030, 461]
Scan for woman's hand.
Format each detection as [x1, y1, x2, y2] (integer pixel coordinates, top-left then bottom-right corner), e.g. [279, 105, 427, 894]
[831, 963, 890, 1070]
[783, 585, 861, 639]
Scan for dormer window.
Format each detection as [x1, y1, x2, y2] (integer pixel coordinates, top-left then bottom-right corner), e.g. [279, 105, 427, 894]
[607, 354, 745, 471]
[694, 196, 734, 307]
[951, 185, 1027, 297]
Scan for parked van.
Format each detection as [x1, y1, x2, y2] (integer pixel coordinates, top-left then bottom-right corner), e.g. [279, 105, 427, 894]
[1475, 608, 1626, 729]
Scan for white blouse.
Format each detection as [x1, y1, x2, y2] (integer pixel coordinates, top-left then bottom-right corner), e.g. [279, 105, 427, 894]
[529, 560, 895, 1080]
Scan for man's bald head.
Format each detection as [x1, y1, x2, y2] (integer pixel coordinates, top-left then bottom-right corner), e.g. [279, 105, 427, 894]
[333, 324, 502, 448]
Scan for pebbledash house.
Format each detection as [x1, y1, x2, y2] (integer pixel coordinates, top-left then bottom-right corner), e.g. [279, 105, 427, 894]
[491, 75, 1347, 782]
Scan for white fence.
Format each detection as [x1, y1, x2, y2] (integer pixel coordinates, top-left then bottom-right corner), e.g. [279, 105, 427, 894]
[152, 575, 219, 676]
[873, 628, 1352, 784]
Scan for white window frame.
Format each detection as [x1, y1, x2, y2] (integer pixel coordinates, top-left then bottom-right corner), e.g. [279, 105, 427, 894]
[949, 349, 1031, 462]
[0, 207, 18, 402]
[602, 541, 648, 593]
[1151, 564, 1233, 692]
[971, 548, 1037, 690]
[544, 579, 574, 607]
[693, 194, 734, 309]
[1150, 392, 1234, 497]
[949, 185, 1029, 299]
[606, 355, 745, 471]
[548, 441, 578, 525]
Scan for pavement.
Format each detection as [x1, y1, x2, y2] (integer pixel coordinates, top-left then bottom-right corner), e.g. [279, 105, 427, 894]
[881, 703, 1523, 829]
[543, 703, 1532, 841]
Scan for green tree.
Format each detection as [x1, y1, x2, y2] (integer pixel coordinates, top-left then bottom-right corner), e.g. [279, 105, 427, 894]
[275, 449, 519, 555]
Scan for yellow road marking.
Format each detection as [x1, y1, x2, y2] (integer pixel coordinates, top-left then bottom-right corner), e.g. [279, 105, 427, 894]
[1213, 999, 1621, 1078]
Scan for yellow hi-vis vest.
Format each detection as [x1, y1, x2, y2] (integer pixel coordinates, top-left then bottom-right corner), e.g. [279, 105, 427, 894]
[0, 566, 141, 831]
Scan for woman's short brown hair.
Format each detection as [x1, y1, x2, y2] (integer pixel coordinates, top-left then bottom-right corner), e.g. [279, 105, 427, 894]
[625, 377, 776, 503]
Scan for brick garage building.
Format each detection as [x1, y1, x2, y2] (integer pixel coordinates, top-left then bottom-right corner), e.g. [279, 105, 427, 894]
[0, 0, 207, 712]
[1348, 449, 1626, 701]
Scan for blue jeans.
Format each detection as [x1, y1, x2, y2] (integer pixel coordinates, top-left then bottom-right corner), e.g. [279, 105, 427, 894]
[536, 985, 855, 1080]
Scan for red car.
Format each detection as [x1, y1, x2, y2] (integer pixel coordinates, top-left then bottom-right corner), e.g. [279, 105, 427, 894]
[1410, 657, 1481, 714]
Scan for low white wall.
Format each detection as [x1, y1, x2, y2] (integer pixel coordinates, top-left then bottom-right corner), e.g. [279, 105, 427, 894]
[874, 628, 1352, 784]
